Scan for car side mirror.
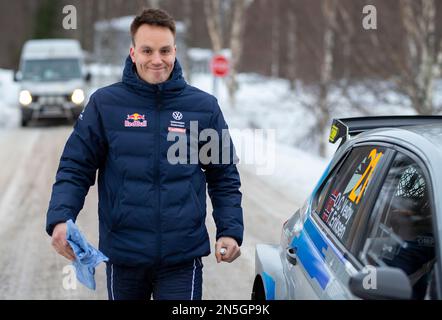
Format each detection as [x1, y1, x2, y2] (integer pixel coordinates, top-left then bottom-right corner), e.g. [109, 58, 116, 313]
[14, 71, 22, 82]
[349, 267, 412, 300]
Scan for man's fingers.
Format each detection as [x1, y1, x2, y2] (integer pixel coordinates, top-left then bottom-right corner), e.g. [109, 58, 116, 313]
[215, 238, 241, 263]
[54, 246, 74, 261]
[51, 223, 75, 261]
[62, 242, 76, 261]
[218, 243, 238, 262]
[65, 245, 76, 261]
[232, 248, 241, 261]
[215, 242, 222, 263]
[62, 248, 76, 261]
[222, 245, 234, 260]
[215, 242, 229, 263]
[62, 251, 75, 261]
[52, 239, 75, 261]
[223, 246, 240, 262]
[215, 251, 221, 263]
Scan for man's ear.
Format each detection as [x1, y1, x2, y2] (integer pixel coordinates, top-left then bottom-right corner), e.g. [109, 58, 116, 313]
[129, 46, 135, 63]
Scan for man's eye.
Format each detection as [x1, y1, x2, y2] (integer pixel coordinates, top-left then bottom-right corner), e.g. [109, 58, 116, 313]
[161, 49, 170, 54]
[143, 49, 152, 54]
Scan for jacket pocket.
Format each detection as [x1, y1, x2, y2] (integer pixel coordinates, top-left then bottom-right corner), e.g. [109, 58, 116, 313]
[189, 184, 204, 222]
[109, 184, 125, 230]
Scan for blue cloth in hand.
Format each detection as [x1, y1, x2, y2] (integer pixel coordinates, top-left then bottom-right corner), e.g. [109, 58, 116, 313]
[66, 219, 108, 290]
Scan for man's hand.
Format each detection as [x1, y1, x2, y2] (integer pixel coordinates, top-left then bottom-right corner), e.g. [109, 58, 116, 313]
[51, 222, 75, 261]
[215, 237, 241, 263]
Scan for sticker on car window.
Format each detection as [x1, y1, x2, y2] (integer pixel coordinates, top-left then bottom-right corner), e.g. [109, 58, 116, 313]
[322, 189, 355, 239]
[318, 147, 384, 242]
[348, 148, 383, 204]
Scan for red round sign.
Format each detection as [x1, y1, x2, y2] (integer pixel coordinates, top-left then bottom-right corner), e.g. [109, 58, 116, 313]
[210, 55, 229, 77]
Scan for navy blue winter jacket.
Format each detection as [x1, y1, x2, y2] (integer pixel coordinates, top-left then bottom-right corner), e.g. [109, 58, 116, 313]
[46, 56, 243, 267]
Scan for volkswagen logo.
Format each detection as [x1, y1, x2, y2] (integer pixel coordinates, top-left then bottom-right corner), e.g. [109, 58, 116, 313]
[172, 111, 183, 121]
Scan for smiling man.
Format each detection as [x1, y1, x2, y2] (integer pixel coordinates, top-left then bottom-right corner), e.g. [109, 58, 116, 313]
[46, 8, 243, 300]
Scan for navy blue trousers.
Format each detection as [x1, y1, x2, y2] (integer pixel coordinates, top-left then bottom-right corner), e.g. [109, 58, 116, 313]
[106, 258, 203, 300]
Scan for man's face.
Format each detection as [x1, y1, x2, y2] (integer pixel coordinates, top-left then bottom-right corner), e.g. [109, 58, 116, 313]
[130, 24, 176, 85]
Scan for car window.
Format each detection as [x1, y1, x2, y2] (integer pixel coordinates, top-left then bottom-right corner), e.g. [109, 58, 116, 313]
[314, 146, 385, 249]
[360, 152, 436, 299]
[312, 151, 351, 214]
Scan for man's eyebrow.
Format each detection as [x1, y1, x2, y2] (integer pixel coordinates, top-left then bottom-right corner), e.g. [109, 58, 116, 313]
[139, 45, 172, 50]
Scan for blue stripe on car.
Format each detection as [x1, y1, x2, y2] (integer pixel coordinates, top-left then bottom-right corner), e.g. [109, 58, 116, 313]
[262, 272, 275, 300]
[307, 217, 345, 262]
[290, 217, 331, 290]
[304, 218, 329, 259]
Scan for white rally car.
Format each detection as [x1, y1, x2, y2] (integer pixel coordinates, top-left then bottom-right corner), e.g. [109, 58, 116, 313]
[252, 116, 442, 300]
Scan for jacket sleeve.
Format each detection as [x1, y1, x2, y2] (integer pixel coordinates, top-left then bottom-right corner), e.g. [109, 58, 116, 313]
[202, 98, 244, 246]
[46, 94, 107, 236]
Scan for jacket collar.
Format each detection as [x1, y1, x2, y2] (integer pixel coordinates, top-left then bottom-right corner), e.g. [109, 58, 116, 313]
[122, 55, 186, 98]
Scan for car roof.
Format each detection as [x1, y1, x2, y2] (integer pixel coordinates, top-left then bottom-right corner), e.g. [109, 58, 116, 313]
[400, 124, 442, 149]
[354, 123, 442, 152]
[21, 39, 82, 60]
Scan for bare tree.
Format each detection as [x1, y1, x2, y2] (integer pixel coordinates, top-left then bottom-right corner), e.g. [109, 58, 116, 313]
[316, 0, 338, 157]
[136, 0, 161, 9]
[149, 0, 161, 8]
[183, 0, 193, 83]
[226, 0, 249, 108]
[82, 0, 95, 54]
[271, 0, 280, 78]
[398, 0, 441, 114]
[204, 0, 252, 108]
[97, 0, 108, 21]
[287, 1, 297, 90]
[204, 0, 223, 53]
[338, 0, 442, 114]
[333, 0, 373, 116]
[294, 0, 339, 157]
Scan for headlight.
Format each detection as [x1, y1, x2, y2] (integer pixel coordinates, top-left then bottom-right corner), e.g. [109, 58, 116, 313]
[19, 90, 32, 106]
[71, 89, 85, 105]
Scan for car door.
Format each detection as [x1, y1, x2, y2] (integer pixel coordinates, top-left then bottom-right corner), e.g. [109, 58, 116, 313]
[286, 144, 391, 299]
[358, 148, 437, 299]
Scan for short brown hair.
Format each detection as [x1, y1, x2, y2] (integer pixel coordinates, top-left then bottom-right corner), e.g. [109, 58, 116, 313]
[130, 8, 176, 44]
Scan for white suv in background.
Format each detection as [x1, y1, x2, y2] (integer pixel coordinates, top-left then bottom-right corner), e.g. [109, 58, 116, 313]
[15, 39, 90, 126]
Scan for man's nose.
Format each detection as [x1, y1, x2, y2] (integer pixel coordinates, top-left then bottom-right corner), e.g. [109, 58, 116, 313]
[151, 51, 162, 65]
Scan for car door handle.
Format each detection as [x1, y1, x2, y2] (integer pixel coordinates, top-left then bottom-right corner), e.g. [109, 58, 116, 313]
[286, 247, 298, 265]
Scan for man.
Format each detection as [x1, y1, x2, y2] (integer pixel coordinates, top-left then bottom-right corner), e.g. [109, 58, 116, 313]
[46, 8, 243, 300]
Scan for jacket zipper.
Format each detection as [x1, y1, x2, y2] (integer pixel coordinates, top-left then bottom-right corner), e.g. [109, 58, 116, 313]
[154, 87, 162, 266]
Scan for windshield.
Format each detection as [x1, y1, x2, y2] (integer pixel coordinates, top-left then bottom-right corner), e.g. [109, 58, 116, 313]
[22, 59, 82, 82]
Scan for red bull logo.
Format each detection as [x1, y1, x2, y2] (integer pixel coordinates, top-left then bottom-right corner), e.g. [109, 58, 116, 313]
[125, 113, 147, 127]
